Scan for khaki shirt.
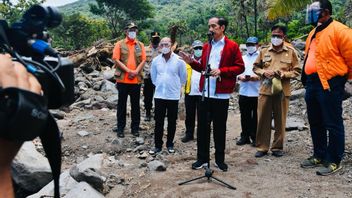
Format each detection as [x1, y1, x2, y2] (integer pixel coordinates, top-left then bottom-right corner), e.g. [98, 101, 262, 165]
[144, 45, 160, 79]
[253, 44, 301, 96]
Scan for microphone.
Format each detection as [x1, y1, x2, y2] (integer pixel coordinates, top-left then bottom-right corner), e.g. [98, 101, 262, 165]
[207, 31, 214, 42]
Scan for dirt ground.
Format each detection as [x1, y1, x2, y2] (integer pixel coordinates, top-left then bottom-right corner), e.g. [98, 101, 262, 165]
[58, 98, 352, 198]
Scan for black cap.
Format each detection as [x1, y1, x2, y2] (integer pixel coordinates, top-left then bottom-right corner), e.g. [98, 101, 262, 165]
[125, 22, 138, 30]
[151, 31, 160, 38]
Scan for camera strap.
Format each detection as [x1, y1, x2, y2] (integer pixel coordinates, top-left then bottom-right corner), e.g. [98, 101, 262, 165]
[40, 114, 61, 198]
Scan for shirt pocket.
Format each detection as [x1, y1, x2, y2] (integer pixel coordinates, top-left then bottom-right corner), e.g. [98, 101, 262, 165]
[279, 59, 292, 70]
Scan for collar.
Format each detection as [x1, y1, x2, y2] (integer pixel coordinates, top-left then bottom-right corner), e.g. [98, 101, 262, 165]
[247, 51, 259, 57]
[162, 52, 175, 60]
[314, 18, 333, 35]
[268, 44, 288, 52]
[125, 37, 137, 45]
[211, 36, 225, 45]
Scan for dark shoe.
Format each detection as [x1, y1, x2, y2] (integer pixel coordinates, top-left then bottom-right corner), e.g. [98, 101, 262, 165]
[117, 131, 124, 138]
[255, 151, 268, 158]
[301, 156, 323, 168]
[316, 163, 342, 176]
[145, 115, 151, 121]
[272, 150, 284, 157]
[192, 160, 208, 170]
[251, 140, 256, 147]
[167, 147, 175, 153]
[132, 131, 139, 137]
[181, 136, 193, 143]
[215, 162, 228, 172]
[145, 111, 152, 121]
[236, 137, 251, 146]
[149, 147, 162, 155]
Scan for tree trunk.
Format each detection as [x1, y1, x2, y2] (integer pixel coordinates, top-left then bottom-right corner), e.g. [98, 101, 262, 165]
[254, 0, 257, 37]
[240, 0, 249, 38]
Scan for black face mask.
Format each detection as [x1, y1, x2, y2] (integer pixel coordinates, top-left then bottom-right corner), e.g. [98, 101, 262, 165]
[152, 38, 160, 45]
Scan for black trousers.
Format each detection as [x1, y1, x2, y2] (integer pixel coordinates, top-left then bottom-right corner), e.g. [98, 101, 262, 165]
[184, 94, 201, 138]
[116, 83, 141, 132]
[154, 98, 179, 148]
[239, 95, 258, 141]
[197, 98, 229, 163]
[143, 78, 155, 112]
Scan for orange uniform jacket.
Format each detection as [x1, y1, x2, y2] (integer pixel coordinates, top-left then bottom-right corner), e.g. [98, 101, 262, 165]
[304, 20, 352, 90]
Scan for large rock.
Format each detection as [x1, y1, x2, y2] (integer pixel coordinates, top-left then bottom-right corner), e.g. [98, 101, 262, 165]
[11, 142, 52, 193]
[69, 154, 106, 191]
[147, 160, 167, 171]
[102, 69, 115, 81]
[27, 171, 78, 198]
[101, 80, 118, 94]
[286, 117, 308, 131]
[290, 89, 305, 101]
[63, 182, 105, 198]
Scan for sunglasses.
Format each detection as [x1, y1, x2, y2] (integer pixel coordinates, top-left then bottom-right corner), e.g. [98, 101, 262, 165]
[193, 47, 202, 50]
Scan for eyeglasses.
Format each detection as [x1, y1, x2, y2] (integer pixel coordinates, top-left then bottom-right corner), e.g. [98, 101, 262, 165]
[193, 47, 202, 50]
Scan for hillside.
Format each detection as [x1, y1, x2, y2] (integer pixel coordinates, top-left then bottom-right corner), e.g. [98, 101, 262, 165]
[58, 0, 97, 18]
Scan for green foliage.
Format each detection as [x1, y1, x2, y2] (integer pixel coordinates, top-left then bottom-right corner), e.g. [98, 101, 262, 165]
[50, 13, 110, 50]
[53, 0, 351, 50]
[0, 0, 45, 23]
[89, 0, 154, 38]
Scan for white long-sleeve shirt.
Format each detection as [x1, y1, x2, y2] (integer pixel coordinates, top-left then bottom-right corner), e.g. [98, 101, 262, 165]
[204, 36, 231, 99]
[151, 53, 187, 100]
[238, 51, 260, 97]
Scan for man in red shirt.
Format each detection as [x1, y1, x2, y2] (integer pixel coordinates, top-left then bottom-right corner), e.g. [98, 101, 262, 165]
[180, 17, 244, 171]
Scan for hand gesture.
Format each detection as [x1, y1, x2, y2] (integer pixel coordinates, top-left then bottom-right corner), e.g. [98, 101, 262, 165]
[178, 51, 193, 64]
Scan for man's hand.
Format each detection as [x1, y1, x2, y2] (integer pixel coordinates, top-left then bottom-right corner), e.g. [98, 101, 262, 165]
[263, 70, 275, 79]
[0, 54, 41, 94]
[238, 75, 248, 82]
[210, 69, 221, 77]
[178, 51, 193, 64]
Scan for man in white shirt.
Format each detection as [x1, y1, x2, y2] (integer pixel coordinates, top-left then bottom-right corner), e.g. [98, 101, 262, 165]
[149, 37, 187, 155]
[236, 37, 260, 146]
[181, 40, 203, 143]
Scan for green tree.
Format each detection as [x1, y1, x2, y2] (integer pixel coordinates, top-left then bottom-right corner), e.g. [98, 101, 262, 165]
[50, 13, 110, 50]
[0, 0, 45, 23]
[266, 0, 311, 20]
[89, 0, 154, 38]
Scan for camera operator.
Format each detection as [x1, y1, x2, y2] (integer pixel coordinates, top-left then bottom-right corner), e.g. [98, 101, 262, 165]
[0, 54, 41, 198]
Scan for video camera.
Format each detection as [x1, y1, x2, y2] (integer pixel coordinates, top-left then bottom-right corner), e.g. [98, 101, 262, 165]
[0, 5, 74, 109]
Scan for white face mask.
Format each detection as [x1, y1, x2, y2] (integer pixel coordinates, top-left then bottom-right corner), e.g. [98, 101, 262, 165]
[271, 37, 283, 46]
[161, 47, 171, 54]
[246, 46, 257, 54]
[128, 31, 136, 40]
[194, 49, 202, 58]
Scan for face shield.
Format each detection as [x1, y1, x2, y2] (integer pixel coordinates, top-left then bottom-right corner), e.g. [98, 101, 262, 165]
[306, 2, 322, 25]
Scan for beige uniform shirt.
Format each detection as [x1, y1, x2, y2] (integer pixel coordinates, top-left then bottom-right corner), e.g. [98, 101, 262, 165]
[144, 45, 160, 79]
[253, 44, 301, 96]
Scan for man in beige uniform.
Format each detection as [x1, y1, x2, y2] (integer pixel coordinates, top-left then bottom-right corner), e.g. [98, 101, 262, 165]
[143, 31, 161, 121]
[253, 24, 301, 158]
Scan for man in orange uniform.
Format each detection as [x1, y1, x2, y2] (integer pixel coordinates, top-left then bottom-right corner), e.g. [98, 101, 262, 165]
[112, 22, 146, 138]
[301, 0, 352, 176]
